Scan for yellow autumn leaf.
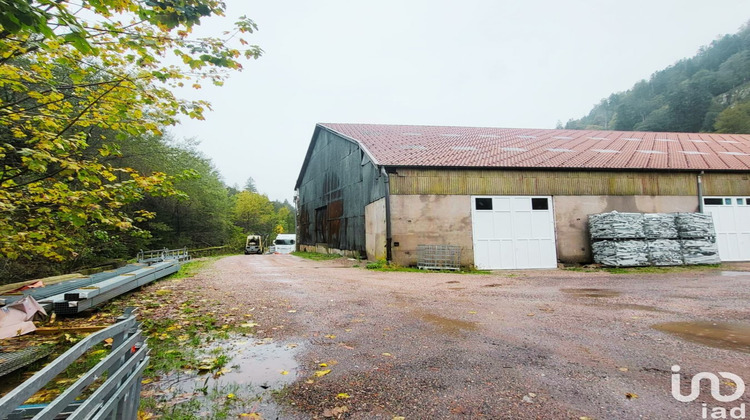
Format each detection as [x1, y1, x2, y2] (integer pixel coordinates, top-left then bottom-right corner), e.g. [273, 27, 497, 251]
[336, 393, 350, 399]
[141, 378, 153, 384]
[314, 369, 331, 377]
[280, 370, 289, 375]
[137, 409, 154, 420]
[319, 363, 328, 367]
[240, 414, 262, 418]
[324, 334, 336, 339]
[226, 393, 236, 399]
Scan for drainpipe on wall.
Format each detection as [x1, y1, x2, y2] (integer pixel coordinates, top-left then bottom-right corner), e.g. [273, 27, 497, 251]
[381, 166, 393, 263]
[697, 171, 705, 213]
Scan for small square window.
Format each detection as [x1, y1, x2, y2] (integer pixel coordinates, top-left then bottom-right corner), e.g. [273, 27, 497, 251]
[704, 198, 723, 205]
[725, 198, 732, 205]
[531, 198, 549, 210]
[475, 198, 493, 210]
[746, 198, 750, 205]
[738, 198, 745, 205]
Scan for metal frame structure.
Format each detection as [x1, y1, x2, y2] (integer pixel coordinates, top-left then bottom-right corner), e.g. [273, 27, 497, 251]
[417, 244, 461, 271]
[137, 248, 190, 265]
[0, 308, 148, 420]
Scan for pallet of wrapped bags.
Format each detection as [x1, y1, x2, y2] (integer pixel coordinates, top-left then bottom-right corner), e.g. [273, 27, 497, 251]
[644, 213, 678, 239]
[592, 240, 650, 267]
[681, 238, 721, 265]
[589, 211, 645, 239]
[647, 239, 683, 266]
[675, 213, 716, 239]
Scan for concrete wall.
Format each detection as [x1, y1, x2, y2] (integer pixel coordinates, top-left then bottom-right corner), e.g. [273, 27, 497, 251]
[386, 194, 701, 267]
[389, 195, 474, 267]
[365, 198, 387, 260]
[553, 195, 699, 263]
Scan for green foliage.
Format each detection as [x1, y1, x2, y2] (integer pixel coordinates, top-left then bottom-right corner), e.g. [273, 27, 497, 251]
[230, 191, 296, 245]
[118, 136, 237, 249]
[564, 24, 750, 133]
[232, 191, 277, 237]
[715, 101, 750, 133]
[0, 0, 260, 275]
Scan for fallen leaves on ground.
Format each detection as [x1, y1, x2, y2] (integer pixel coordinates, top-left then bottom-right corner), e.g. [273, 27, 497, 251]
[322, 406, 348, 418]
[314, 369, 331, 377]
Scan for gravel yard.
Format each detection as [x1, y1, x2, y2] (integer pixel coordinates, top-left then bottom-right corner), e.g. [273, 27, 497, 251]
[177, 255, 750, 419]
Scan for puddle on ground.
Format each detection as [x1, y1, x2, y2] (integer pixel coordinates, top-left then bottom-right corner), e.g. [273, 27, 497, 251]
[561, 288, 622, 298]
[416, 311, 477, 335]
[720, 271, 750, 277]
[653, 322, 750, 353]
[152, 337, 303, 418]
[603, 303, 664, 312]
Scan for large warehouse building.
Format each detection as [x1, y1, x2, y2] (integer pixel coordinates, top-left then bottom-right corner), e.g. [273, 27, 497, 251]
[294, 123, 750, 269]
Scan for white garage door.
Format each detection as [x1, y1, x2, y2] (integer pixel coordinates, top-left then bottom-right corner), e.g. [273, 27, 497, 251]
[471, 196, 557, 269]
[703, 196, 750, 261]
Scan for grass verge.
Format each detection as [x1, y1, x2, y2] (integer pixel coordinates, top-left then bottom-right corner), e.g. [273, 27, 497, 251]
[291, 251, 344, 261]
[365, 259, 491, 274]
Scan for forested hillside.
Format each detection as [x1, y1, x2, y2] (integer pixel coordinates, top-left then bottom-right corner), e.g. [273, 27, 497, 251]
[0, 1, 293, 282]
[564, 23, 750, 133]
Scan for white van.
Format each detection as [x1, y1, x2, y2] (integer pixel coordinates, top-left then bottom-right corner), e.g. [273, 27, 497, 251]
[273, 234, 296, 254]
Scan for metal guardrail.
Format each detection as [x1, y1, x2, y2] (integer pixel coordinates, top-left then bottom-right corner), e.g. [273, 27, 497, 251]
[0, 308, 149, 420]
[52, 261, 180, 316]
[136, 247, 190, 264]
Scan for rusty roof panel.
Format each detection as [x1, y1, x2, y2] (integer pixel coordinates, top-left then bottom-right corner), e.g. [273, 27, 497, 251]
[319, 123, 750, 171]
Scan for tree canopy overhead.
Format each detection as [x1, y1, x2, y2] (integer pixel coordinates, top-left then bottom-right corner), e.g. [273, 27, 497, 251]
[0, 0, 261, 261]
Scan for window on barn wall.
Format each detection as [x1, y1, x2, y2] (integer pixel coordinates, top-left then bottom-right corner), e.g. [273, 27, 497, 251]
[315, 206, 328, 243]
[475, 198, 493, 210]
[531, 198, 549, 210]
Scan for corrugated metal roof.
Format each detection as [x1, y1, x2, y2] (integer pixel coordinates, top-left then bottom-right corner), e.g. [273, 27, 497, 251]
[318, 123, 750, 171]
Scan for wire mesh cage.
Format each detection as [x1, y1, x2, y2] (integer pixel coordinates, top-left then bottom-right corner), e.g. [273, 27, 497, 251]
[417, 244, 461, 270]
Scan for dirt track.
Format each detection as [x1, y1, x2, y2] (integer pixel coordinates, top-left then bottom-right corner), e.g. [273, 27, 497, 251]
[191, 255, 750, 419]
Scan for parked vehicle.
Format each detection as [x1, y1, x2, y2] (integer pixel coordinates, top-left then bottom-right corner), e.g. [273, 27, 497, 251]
[245, 235, 263, 254]
[273, 234, 296, 254]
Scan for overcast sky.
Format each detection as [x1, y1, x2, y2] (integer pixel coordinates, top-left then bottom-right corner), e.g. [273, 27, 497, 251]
[168, 1, 750, 203]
